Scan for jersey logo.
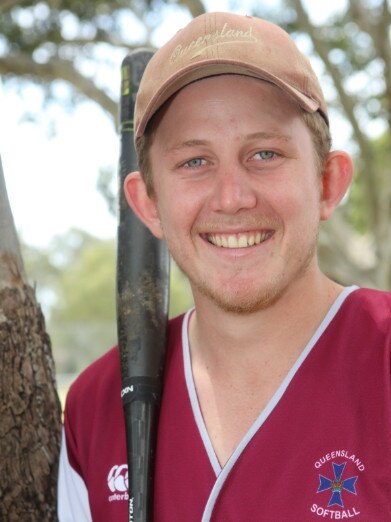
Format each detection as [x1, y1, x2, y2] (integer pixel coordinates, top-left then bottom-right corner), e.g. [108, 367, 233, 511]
[107, 464, 129, 503]
[317, 462, 358, 507]
[311, 450, 364, 519]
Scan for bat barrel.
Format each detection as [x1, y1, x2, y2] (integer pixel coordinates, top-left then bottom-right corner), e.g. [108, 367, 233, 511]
[117, 50, 170, 521]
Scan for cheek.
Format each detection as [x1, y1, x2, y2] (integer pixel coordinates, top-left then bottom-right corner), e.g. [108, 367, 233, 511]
[279, 178, 322, 226]
[156, 196, 191, 238]
[156, 180, 202, 224]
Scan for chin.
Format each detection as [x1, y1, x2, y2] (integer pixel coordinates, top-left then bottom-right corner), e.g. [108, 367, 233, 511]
[195, 276, 285, 315]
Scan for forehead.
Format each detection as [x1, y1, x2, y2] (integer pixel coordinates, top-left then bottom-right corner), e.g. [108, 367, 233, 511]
[150, 75, 309, 145]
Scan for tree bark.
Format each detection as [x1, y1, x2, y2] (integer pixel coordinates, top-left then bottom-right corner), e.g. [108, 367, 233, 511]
[0, 158, 61, 521]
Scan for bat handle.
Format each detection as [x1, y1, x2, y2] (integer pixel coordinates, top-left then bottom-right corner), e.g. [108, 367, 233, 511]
[122, 377, 161, 521]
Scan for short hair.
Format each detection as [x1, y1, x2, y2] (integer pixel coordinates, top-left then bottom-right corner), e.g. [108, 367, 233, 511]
[135, 109, 332, 197]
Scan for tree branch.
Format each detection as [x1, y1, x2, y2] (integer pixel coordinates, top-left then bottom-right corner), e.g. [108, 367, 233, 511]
[337, 0, 391, 282]
[289, 0, 379, 231]
[174, 0, 206, 18]
[347, 1, 391, 123]
[0, 53, 117, 124]
[0, 157, 26, 289]
[290, 0, 370, 151]
[63, 30, 152, 53]
[0, 0, 30, 12]
[378, 1, 391, 127]
[318, 213, 377, 288]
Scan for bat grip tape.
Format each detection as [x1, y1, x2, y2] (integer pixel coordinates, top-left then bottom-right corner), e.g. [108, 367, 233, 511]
[121, 376, 161, 406]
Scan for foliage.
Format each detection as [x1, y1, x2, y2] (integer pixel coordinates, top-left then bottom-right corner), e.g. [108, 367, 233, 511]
[169, 260, 194, 317]
[255, 0, 391, 290]
[22, 229, 115, 372]
[0, 0, 202, 120]
[3, 0, 391, 372]
[23, 228, 193, 373]
[348, 130, 391, 234]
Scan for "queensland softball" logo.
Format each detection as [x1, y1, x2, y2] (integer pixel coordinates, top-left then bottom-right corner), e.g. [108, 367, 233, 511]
[311, 450, 364, 518]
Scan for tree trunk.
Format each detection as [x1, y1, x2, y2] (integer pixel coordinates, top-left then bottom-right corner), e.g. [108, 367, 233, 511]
[0, 157, 61, 521]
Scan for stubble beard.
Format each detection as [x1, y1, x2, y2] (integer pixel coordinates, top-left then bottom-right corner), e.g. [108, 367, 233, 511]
[173, 228, 319, 316]
[191, 272, 287, 314]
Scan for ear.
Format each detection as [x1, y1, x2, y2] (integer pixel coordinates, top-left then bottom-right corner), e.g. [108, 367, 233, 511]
[319, 151, 353, 221]
[123, 171, 164, 239]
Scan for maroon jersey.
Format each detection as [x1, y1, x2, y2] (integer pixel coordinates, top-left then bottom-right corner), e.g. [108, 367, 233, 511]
[59, 287, 391, 521]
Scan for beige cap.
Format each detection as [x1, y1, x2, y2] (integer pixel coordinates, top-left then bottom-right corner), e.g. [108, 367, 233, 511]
[134, 11, 328, 138]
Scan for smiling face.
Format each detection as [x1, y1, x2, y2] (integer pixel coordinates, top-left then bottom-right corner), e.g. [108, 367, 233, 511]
[127, 75, 336, 313]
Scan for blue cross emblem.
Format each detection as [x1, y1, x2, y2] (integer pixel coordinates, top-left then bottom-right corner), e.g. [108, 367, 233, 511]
[317, 462, 358, 507]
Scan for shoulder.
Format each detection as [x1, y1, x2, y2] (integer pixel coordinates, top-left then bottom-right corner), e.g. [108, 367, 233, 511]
[347, 287, 391, 322]
[339, 288, 391, 344]
[65, 313, 186, 414]
[65, 346, 121, 414]
[353, 286, 391, 303]
[63, 314, 187, 477]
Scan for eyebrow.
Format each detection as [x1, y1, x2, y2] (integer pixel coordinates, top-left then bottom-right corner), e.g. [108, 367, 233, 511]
[165, 132, 292, 154]
[245, 131, 292, 142]
[166, 139, 209, 153]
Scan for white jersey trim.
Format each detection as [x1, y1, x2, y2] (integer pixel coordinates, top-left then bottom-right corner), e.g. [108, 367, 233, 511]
[58, 428, 93, 522]
[181, 286, 359, 522]
[182, 309, 223, 477]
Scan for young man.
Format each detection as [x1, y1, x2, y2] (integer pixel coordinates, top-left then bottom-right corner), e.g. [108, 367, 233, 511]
[58, 12, 391, 521]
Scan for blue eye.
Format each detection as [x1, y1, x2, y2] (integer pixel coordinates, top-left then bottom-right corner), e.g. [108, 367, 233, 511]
[254, 151, 276, 160]
[185, 158, 205, 168]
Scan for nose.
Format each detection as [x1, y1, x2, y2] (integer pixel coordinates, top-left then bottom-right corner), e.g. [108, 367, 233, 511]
[210, 163, 257, 214]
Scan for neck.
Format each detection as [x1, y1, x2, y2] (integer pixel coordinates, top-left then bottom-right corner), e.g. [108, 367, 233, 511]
[188, 270, 343, 375]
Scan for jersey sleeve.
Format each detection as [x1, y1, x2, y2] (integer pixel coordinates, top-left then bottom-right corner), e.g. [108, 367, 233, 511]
[56, 346, 125, 521]
[58, 427, 93, 522]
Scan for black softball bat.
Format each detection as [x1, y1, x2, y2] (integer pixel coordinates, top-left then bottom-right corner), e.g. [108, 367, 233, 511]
[117, 49, 170, 522]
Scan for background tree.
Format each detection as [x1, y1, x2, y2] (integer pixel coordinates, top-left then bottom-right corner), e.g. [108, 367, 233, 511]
[1, 0, 389, 291]
[0, 1, 389, 513]
[23, 229, 193, 375]
[0, 158, 61, 521]
[284, 0, 391, 289]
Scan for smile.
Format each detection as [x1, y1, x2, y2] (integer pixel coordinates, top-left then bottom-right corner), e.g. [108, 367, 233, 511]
[206, 231, 273, 249]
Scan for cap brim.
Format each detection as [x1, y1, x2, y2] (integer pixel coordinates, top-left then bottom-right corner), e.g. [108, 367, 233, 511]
[136, 61, 322, 138]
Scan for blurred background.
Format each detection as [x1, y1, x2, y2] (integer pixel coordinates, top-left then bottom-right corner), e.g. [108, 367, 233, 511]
[1, 0, 390, 402]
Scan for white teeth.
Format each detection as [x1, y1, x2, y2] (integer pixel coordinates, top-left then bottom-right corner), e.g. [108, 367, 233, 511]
[238, 235, 248, 248]
[208, 231, 270, 249]
[228, 235, 237, 248]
